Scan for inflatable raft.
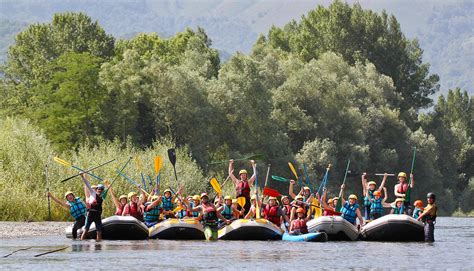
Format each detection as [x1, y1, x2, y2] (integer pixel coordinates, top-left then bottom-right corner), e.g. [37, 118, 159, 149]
[218, 219, 284, 240]
[307, 216, 360, 241]
[361, 214, 424, 241]
[149, 218, 205, 240]
[66, 215, 148, 240]
[282, 231, 328, 242]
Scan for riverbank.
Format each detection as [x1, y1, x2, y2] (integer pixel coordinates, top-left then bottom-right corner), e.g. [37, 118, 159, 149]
[0, 222, 70, 239]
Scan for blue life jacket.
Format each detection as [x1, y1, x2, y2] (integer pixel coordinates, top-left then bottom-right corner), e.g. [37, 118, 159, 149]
[68, 197, 87, 220]
[176, 208, 187, 219]
[413, 207, 422, 219]
[364, 189, 375, 207]
[191, 202, 200, 217]
[370, 198, 384, 214]
[221, 205, 233, 220]
[162, 196, 173, 211]
[144, 202, 161, 222]
[341, 202, 359, 224]
[392, 206, 404, 215]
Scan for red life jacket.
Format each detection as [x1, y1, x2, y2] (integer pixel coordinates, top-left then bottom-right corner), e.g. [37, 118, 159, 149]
[264, 205, 281, 226]
[124, 202, 142, 220]
[293, 218, 308, 234]
[323, 208, 337, 216]
[236, 180, 251, 198]
[203, 203, 217, 222]
[283, 204, 291, 217]
[115, 203, 125, 216]
[397, 183, 409, 194]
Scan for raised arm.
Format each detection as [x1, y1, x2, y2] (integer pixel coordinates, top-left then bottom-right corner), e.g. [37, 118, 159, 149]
[361, 173, 368, 195]
[340, 184, 346, 206]
[80, 173, 95, 198]
[289, 179, 297, 199]
[378, 173, 388, 192]
[229, 160, 239, 185]
[247, 160, 256, 186]
[47, 192, 69, 210]
[106, 182, 121, 210]
[410, 173, 415, 188]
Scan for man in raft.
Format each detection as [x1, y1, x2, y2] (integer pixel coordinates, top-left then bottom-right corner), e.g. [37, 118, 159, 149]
[339, 184, 364, 228]
[394, 172, 415, 215]
[229, 159, 256, 215]
[417, 193, 437, 242]
[47, 190, 87, 239]
[262, 196, 290, 229]
[361, 173, 388, 220]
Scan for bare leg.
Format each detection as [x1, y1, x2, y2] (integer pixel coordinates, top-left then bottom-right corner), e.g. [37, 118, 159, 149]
[81, 230, 88, 240]
[96, 231, 102, 242]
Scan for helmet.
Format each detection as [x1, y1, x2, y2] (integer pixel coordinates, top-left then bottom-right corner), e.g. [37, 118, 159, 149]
[239, 169, 248, 175]
[348, 194, 358, 200]
[295, 195, 303, 200]
[398, 172, 407, 178]
[91, 185, 98, 189]
[224, 196, 232, 200]
[163, 189, 172, 194]
[395, 198, 405, 203]
[119, 195, 127, 201]
[414, 200, 423, 208]
[96, 184, 105, 190]
[303, 186, 311, 191]
[332, 197, 339, 201]
[281, 195, 289, 200]
[268, 196, 277, 200]
[373, 191, 381, 196]
[427, 193, 436, 200]
[200, 193, 209, 199]
[128, 192, 137, 200]
[296, 207, 305, 214]
[151, 195, 160, 201]
[368, 181, 377, 186]
[327, 198, 333, 204]
[232, 199, 237, 204]
[192, 195, 201, 201]
[64, 191, 74, 198]
[251, 195, 257, 200]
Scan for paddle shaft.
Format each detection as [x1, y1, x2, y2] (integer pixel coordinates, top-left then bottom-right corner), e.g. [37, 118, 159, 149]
[338, 160, 351, 199]
[264, 164, 270, 187]
[303, 163, 311, 188]
[107, 157, 132, 189]
[33, 246, 69, 257]
[60, 159, 115, 182]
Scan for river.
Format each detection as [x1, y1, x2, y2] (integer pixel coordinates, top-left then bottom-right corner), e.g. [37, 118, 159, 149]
[1, 217, 473, 270]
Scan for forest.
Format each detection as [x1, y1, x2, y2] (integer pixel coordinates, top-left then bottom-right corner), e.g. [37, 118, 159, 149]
[0, 1, 472, 220]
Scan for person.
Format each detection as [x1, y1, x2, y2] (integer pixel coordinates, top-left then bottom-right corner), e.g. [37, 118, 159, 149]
[122, 192, 143, 220]
[231, 199, 243, 219]
[175, 198, 187, 219]
[217, 196, 242, 227]
[104, 182, 127, 216]
[321, 187, 339, 216]
[362, 173, 388, 219]
[394, 172, 415, 215]
[161, 189, 176, 219]
[390, 198, 406, 214]
[189, 195, 201, 219]
[289, 180, 312, 202]
[281, 195, 292, 218]
[289, 207, 311, 235]
[244, 195, 260, 219]
[417, 193, 437, 242]
[262, 196, 290, 228]
[367, 188, 390, 220]
[48, 191, 86, 239]
[413, 200, 424, 219]
[289, 195, 308, 221]
[80, 173, 106, 241]
[339, 184, 364, 227]
[229, 159, 256, 215]
[188, 193, 230, 240]
[143, 195, 162, 227]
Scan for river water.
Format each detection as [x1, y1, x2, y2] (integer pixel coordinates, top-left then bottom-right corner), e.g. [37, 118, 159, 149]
[1, 217, 473, 270]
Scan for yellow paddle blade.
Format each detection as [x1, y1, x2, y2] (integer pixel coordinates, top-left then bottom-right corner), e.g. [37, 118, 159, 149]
[256, 203, 261, 219]
[172, 205, 183, 213]
[311, 198, 322, 218]
[53, 157, 72, 167]
[210, 177, 222, 195]
[288, 162, 299, 179]
[237, 197, 246, 208]
[154, 156, 163, 175]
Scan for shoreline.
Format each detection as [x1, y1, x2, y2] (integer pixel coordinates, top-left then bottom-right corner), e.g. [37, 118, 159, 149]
[0, 221, 70, 239]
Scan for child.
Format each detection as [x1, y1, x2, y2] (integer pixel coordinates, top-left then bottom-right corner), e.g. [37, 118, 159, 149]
[362, 173, 388, 220]
[390, 198, 406, 215]
[368, 187, 389, 220]
[413, 200, 424, 219]
[289, 207, 311, 235]
[47, 191, 86, 239]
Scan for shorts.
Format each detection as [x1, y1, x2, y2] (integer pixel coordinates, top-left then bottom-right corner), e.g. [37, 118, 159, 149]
[84, 211, 103, 232]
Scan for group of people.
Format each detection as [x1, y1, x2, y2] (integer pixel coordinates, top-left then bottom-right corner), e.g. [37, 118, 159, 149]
[49, 160, 438, 242]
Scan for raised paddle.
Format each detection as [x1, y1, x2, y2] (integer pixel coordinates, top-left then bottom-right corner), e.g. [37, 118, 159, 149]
[316, 164, 331, 195]
[154, 156, 163, 177]
[167, 148, 179, 185]
[303, 163, 311, 188]
[335, 159, 351, 213]
[210, 177, 222, 196]
[264, 164, 271, 187]
[55, 157, 115, 182]
[263, 186, 281, 197]
[405, 147, 417, 203]
[272, 175, 291, 182]
[134, 155, 147, 190]
[255, 163, 261, 219]
[105, 156, 132, 193]
[237, 197, 246, 209]
[115, 170, 150, 196]
[209, 154, 264, 165]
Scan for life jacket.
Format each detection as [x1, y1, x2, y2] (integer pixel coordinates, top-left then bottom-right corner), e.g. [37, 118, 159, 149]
[162, 196, 174, 211]
[292, 218, 308, 234]
[126, 202, 142, 220]
[264, 204, 281, 227]
[413, 207, 422, 219]
[221, 204, 233, 220]
[176, 208, 187, 219]
[236, 180, 251, 198]
[397, 183, 409, 194]
[392, 205, 404, 215]
[115, 204, 124, 216]
[323, 208, 337, 216]
[88, 194, 103, 212]
[190, 202, 200, 217]
[341, 202, 359, 224]
[422, 203, 437, 222]
[364, 189, 375, 207]
[370, 198, 384, 214]
[283, 204, 291, 217]
[68, 197, 87, 219]
[202, 203, 218, 225]
[143, 202, 161, 223]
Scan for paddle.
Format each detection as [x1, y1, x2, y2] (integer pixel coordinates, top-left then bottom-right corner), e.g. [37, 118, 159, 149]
[303, 163, 311, 189]
[167, 148, 179, 185]
[115, 170, 150, 196]
[263, 186, 281, 197]
[105, 156, 132, 194]
[335, 159, 351, 213]
[316, 164, 331, 195]
[272, 175, 291, 182]
[264, 164, 271, 187]
[255, 163, 261, 219]
[134, 156, 147, 190]
[210, 177, 222, 197]
[55, 157, 115, 182]
[169, 187, 187, 209]
[402, 147, 417, 214]
[209, 154, 264, 165]
[3, 247, 32, 258]
[346, 170, 395, 177]
[154, 156, 163, 177]
[33, 246, 69, 257]
[237, 197, 246, 208]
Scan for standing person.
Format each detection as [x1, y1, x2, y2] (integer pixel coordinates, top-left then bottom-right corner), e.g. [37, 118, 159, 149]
[262, 196, 290, 228]
[339, 184, 364, 227]
[229, 159, 256, 215]
[394, 172, 415, 215]
[188, 193, 230, 240]
[122, 192, 143, 220]
[417, 193, 437, 242]
[80, 173, 106, 241]
[47, 191, 86, 239]
[362, 173, 388, 219]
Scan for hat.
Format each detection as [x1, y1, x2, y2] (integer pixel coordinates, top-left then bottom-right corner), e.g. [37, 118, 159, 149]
[368, 181, 377, 186]
[251, 195, 257, 200]
[296, 207, 305, 214]
[128, 192, 137, 200]
[268, 196, 277, 200]
[64, 191, 74, 199]
[395, 198, 405, 203]
[119, 195, 127, 201]
[200, 193, 209, 199]
[398, 172, 407, 178]
[193, 195, 201, 201]
[96, 184, 105, 190]
[303, 186, 311, 191]
[373, 191, 381, 196]
[295, 195, 303, 200]
[348, 194, 358, 200]
[163, 189, 172, 194]
[239, 169, 248, 175]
